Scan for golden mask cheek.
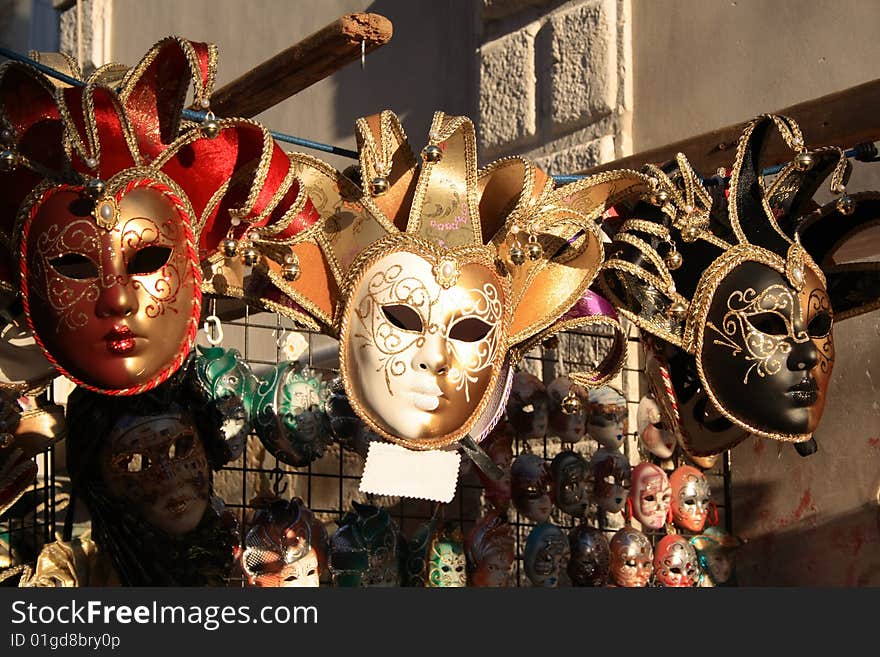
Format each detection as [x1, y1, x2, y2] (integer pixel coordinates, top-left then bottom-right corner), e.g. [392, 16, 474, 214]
[799, 268, 834, 431]
[25, 190, 102, 347]
[114, 189, 196, 380]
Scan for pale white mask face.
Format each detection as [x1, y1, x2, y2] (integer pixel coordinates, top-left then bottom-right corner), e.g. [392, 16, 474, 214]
[342, 250, 504, 445]
[631, 464, 671, 530]
[280, 550, 320, 588]
[636, 396, 675, 458]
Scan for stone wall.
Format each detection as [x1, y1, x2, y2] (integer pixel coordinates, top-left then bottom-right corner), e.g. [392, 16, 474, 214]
[477, 0, 632, 172]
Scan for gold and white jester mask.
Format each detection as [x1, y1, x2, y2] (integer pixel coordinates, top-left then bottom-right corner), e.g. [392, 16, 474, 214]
[266, 111, 648, 450]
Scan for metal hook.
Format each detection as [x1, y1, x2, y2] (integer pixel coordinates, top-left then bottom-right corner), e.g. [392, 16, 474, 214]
[272, 466, 288, 496]
[203, 314, 223, 346]
[361, 40, 366, 70]
[274, 326, 288, 350]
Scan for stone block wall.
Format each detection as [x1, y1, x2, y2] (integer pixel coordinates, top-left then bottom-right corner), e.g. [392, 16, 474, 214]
[477, 0, 632, 173]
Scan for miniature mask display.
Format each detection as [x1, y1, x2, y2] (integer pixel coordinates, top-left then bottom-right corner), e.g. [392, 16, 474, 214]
[670, 465, 713, 532]
[691, 527, 743, 586]
[241, 497, 328, 588]
[507, 371, 550, 441]
[465, 512, 514, 587]
[510, 452, 552, 522]
[546, 376, 589, 443]
[628, 462, 671, 530]
[270, 110, 642, 450]
[524, 522, 570, 587]
[609, 526, 653, 587]
[549, 449, 589, 517]
[590, 447, 631, 513]
[600, 115, 835, 447]
[426, 524, 466, 587]
[636, 395, 675, 459]
[567, 524, 610, 587]
[252, 363, 332, 467]
[192, 344, 256, 461]
[587, 386, 628, 449]
[653, 534, 699, 587]
[329, 501, 402, 587]
[475, 421, 514, 511]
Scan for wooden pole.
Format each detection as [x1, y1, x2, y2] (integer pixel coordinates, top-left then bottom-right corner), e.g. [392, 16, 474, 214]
[580, 78, 880, 175]
[210, 13, 393, 118]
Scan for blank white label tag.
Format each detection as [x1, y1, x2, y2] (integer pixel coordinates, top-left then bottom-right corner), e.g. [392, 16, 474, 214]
[360, 442, 461, 503]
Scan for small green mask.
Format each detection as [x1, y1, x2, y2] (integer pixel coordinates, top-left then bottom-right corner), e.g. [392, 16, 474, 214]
[253, 363, 331, 467]
[427, 526, 466, 587]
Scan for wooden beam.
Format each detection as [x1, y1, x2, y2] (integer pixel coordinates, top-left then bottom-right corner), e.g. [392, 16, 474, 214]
[210, 13, 393, 118]
[581, 78, 880, 175]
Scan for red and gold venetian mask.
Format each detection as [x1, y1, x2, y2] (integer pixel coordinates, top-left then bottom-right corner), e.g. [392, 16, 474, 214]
[0, 39, 319, 394]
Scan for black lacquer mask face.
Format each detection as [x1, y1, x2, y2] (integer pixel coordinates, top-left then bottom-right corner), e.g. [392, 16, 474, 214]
[701, 262, 833, 437]
[567, 525, 610, 587]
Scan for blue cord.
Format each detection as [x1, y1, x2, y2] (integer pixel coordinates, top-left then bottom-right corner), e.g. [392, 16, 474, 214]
[0, 46, 867, 182]
[0, 46, 360, 160]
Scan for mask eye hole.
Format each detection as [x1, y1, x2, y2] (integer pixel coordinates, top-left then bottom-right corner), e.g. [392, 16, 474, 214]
[168, 433, 194, 460]
[749, 312, 789, 336]
[381, 304, 423, 332]
[644, 494, 655, 502]
[115, 452, 150, 473]
[449, 317, 493, 342]
[128, 245, 172, 275]
[807, 311, 832, 338]
[49, 253, 99, 280]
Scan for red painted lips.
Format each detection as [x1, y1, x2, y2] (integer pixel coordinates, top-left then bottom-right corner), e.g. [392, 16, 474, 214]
[104, 326, 136, 355]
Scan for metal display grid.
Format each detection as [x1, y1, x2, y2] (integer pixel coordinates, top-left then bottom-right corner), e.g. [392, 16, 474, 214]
[0, 439, 58, 584]
[209, 300, 734, 587]
[0, 299, 733, 587]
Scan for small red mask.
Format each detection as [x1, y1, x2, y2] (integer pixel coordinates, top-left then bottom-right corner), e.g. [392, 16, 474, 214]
[669, 465, 712, 532]
[653, 534, 698, 587]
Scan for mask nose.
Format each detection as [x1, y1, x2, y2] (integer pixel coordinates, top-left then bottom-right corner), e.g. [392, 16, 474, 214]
[787, 337, 819, 373]
[412, 332, 449, 376]
[95, 283, 137, 318]
[95, 243, 137, 319]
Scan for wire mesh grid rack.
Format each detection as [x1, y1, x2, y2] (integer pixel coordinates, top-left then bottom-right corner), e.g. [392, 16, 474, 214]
[0, 298, 733, 587]
[207, 299, 734, 587]
[0, 436, 58, 583]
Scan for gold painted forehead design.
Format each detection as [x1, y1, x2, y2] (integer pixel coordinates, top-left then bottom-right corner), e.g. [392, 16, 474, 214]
[276, 109, 649, 346]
